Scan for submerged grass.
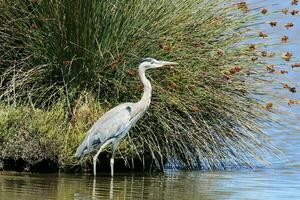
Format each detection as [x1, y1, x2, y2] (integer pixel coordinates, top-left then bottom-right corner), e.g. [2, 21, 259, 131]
[0, 0, 274, 171]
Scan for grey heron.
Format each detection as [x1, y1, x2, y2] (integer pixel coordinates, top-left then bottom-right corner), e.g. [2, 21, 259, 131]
[75, 58, 178, 176]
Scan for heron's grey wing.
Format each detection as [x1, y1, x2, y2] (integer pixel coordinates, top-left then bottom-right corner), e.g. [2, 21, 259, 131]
[75, 103, 134, 158]
[86, 104, 133, 149]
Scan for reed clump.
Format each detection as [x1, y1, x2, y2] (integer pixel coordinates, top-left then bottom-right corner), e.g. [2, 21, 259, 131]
[0, 0, 273, 171]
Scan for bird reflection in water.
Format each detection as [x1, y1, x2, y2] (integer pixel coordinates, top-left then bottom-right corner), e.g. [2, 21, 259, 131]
[92, 177, 114, 200]
[74, 175, 146, 200]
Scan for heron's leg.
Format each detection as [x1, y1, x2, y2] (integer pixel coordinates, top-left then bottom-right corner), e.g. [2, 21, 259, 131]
[110, 148, 115, 177]
[93, 140, 112, 176]
[110, 142, 119, 176]
[93, 149, 102, 176]
[110, 156, 114, 177]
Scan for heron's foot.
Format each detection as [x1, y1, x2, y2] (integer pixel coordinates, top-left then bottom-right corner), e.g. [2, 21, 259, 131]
[110, 158, 114, 176]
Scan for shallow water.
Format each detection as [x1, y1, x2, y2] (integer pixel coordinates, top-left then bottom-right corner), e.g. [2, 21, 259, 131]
[0, 168, 299, 200]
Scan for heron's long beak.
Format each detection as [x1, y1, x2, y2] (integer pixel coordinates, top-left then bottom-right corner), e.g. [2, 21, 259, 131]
[154, 60, 178, 68]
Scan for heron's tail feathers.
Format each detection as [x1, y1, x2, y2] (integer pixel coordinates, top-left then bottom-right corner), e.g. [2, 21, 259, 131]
[75, 133, 104, 159]
[75, 140, 88, 159]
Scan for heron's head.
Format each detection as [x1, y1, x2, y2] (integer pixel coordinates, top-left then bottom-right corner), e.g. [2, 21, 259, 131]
[140, 58, 178, 70]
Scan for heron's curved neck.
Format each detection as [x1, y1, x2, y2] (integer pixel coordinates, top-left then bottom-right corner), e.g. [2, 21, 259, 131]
[138, 66, 152, 107]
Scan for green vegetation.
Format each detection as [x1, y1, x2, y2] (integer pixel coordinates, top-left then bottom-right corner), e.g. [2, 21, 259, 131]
[0, 0, 272, 171]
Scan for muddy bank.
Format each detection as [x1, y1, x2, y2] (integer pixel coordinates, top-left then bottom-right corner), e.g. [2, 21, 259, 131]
[0, 152, 165, 173]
